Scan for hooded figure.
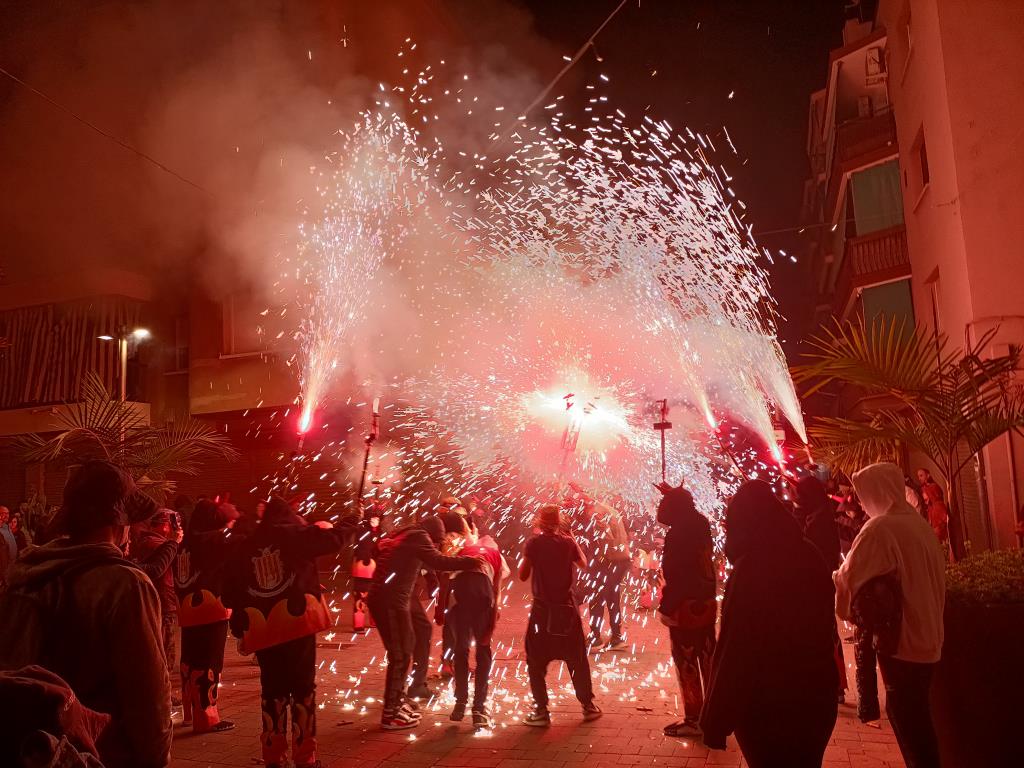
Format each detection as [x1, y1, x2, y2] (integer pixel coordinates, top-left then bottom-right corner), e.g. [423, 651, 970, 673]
[224, 496, 347, 768]
[656, 486, 717, 739]
[796, 476, 841, 573]
[367, 514, 481, 730]
[834, 462, 945, 768]
[174, 499, 235, 734]
[700, 481, 838, 767]
[0, 460, 170, 768]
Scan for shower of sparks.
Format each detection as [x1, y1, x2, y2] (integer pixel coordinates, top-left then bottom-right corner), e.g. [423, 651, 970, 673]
[253, 50, 814, 700]
[275, 39, 806, 534]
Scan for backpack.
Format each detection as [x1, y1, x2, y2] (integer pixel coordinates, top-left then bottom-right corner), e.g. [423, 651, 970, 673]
[0, 557, 124, 671]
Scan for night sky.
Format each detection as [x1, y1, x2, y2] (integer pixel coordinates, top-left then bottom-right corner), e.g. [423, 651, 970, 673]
[521, 0, 843, 346]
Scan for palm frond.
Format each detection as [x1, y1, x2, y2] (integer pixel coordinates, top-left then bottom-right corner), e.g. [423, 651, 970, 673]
[793, 316, 952, 400]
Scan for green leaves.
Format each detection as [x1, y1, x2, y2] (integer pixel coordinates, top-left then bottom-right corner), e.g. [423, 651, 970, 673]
[795, 316, 1024, 485]
[17, 371, 239, 500]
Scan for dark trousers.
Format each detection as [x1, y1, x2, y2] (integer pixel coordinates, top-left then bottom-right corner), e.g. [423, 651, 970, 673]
[409, 599, 432, 688]
[451, 596, 494, 710]
[524, 601, 594, 708]
[668, 624, 715, 724]
[589, 561, 627, 638]
[368, 597, 415, 711]
[442, 617, 456, 670]
[162, 615, 178, 686]
[854, 627, 880, 722]
[735, 695, 837, 768]
[255, 635, 318, 768]
[180, 620, 228, 732]
[878, 655, 939, 768]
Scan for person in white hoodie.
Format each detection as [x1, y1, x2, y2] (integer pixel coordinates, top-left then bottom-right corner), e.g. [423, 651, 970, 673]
[834, 462, 945, 768]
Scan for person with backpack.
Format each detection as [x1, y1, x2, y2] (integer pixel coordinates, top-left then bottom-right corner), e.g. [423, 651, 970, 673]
[174, 499, 236, 733]
[224, 496, 349, 768]
[0, 460, 171, 768]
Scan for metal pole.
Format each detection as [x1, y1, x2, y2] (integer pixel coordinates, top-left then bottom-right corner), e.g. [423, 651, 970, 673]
[355, 399, 380, 513]
[118, 334, 128, 403]
[654, 399, 672, 484]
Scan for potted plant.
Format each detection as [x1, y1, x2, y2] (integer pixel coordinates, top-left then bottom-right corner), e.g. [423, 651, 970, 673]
[792, 316, 1024, 560]
[932, 549, 1024, 767]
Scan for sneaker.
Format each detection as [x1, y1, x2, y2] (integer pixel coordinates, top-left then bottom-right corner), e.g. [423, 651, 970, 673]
[399, 702, 422, 720]
[587, 633, 602, 648]
[450, 703, 466, 722]
[605, 636, 627, 651]
[663, 720, 701, 738]
[382, 708, 420, 730]
[472, 709, 492, 730]
[407, 683, 434, 700]
[582, 703, 603, 722]
[522, 707, 551, 727]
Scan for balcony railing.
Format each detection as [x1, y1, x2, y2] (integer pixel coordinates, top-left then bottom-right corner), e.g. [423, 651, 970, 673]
[825, 109, 898, 220]
[832, 225, 911, 318]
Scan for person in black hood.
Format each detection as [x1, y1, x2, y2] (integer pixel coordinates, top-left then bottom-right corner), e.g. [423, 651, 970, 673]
[795, 476, 849, 705]
[655, 484, 717, 739]
[701, 481, 838, 767]
[174, 499, 235, 733]
[368, 514, 481, 730]
[224, 496, 349, 768]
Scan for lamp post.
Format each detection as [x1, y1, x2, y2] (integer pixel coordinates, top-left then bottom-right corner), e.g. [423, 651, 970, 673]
[98, 327, 151, 402]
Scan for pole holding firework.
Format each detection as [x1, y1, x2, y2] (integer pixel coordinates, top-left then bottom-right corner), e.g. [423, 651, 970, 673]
[356, 398, 381, 513]
[653, 398, 672, 483]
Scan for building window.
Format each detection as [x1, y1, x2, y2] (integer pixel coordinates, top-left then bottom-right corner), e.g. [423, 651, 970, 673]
[908, 126, 930, 208]
[918, 138, 930, 186]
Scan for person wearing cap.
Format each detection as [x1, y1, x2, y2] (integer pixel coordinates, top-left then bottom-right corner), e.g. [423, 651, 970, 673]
[224, 496, 351, 768]
[0, 459, 171, 768]
[174, 499, 236, 734]
[519, 504, 602, 726]
[368, 513, 482, 730]
[132, 508, 184, 702]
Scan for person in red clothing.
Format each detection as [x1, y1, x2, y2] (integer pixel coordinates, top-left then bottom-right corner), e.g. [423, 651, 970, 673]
[225, 497, 351, 768]
[921, 484, 949, 546]
[132, 509, 182, 698]
[174, 499, 235, 733]
[446, 519, 510, 729]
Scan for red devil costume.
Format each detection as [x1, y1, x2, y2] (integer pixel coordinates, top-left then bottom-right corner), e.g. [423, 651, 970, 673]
[224, 497, 348, 768]
[174, 499, 236, 733]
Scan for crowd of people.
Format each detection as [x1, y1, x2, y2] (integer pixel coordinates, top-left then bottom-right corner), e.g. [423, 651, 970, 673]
[0, 457, 947, 768]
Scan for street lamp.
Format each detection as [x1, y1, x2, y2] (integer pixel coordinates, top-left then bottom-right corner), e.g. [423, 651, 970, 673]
[97, 327, 151, 402]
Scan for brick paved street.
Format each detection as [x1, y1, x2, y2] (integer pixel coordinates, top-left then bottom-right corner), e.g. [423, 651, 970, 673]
[172, 580, 905, 768]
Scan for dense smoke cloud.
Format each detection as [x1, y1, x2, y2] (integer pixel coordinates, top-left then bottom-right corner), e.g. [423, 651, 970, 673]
[0, 0, 555, 294]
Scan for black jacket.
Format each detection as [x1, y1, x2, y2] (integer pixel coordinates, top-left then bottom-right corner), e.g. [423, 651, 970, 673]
[224, 519, 344, 653]
[657, 488, 716, 616]
[132, 531, 178, 619]
[368, 525, 478, 609]
[701, 481, 838, 749]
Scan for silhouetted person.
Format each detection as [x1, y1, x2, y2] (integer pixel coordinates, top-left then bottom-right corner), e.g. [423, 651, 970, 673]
[368, 515, 480, 730]
[174, 499, 235, 733]
[225, 497, 348, 768]
[520, 504, 602, 726]
[656, 484, 717, 739]
[701, 481, 838, 767]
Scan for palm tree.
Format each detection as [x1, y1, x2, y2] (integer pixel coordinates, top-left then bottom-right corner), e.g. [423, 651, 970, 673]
[792, 316, 1024, 560]
[17, 371, 239, 501]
